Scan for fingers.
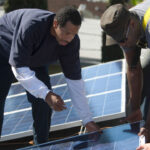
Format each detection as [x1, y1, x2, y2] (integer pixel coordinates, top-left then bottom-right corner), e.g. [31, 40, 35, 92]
[45, 92, 67, 111]
[138, 128, 146, 136]
[85, 121, 101, 133]
[52, 98, 66, 111]
[138, 128, 150, 143]
[136, 145, 144, 150]
[121, 109, 142, 124]
[120, 117, 128, 124]
[56, 96, 65, 106]
[127, 109, 142, 122]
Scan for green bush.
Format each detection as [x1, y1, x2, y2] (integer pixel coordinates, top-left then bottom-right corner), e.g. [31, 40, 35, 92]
[4, 0, 47, 13]
[130, 0, 143, 5]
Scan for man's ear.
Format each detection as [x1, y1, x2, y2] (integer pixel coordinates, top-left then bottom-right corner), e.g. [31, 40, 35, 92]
[53, 19, 58, 28]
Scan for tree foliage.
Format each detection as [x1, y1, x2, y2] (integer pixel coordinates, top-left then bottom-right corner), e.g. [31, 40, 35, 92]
[4, 0, 47, 13]
[130, 0, 143, 5]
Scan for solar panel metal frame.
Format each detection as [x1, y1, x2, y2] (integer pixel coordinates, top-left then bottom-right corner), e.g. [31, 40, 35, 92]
[0, 59, 126, 142]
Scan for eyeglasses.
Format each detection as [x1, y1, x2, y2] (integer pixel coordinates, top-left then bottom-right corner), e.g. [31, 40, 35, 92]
[118, 23, 130, 43]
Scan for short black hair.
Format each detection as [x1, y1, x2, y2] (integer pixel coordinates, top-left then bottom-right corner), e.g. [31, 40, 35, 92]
[55, 6, 82, 27]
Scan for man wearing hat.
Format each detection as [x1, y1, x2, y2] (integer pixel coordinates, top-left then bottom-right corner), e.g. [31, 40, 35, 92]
[101, 0, 150, 142]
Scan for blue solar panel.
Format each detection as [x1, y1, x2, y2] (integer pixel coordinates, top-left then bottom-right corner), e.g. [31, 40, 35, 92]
[7, 60, 123, 97]
[4, 95, 30, 113]
[2, 90, 124, 141]
[5, 74, 123, 113]
[1, 60, 126, 142]
[17, 121, 145, 150]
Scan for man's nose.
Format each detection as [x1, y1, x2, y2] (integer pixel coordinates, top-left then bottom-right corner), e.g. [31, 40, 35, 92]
[65, 35, 74, 42]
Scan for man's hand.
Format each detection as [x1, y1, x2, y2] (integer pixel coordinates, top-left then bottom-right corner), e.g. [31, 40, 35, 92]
[126, 108, 142, 123]
[85, 121, 101, 133]
[45, 91, 66, 111]
[121, 108, 142, 124]
[138, 127, 150, 143]
[84, 121, 102, 141]
[136, 143, 150, 150]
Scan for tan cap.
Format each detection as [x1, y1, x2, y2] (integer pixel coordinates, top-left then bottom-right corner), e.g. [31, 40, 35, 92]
[101, 4, 130, 42]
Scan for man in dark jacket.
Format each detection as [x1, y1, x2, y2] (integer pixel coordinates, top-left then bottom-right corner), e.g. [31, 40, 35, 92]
[0, 6, 99, 144]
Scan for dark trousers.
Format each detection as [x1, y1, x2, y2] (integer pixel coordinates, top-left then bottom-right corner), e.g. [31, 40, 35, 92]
[140, 50, 150, 122]
[0, 55, 52, 144]
[141, 64, 150, 121]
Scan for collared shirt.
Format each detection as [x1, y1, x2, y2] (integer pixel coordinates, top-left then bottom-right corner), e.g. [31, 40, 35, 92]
[0, 8, 93, 125]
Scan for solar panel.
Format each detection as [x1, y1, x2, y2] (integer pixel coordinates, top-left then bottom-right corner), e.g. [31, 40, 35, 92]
[1, 59, 126, 142]
[17, 121, 145, 150]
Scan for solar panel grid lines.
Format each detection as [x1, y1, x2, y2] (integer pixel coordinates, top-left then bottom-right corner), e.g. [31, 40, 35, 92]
[4, 107, 31, 116]
[2, 110, 33, 141]
[7, 59, 123, 98]
[103, 63, 116, 116]
[1, 59, 126, 142]
[5, 89, 121, 118]
[4, 71, 123, 114]
[1, 90, 123, 141]
[6, 71, 122, 100]
[5, 88, 122, 116]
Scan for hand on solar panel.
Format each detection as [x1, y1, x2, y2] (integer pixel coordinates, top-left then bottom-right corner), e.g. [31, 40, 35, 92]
[121, 108, 142, 124]
[45, 91, 67, 111]
[126, 109, 142, 122]
[85, 121, 101, 133]
[138, 127, 150, 143]
[136, 143, 150, 150]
